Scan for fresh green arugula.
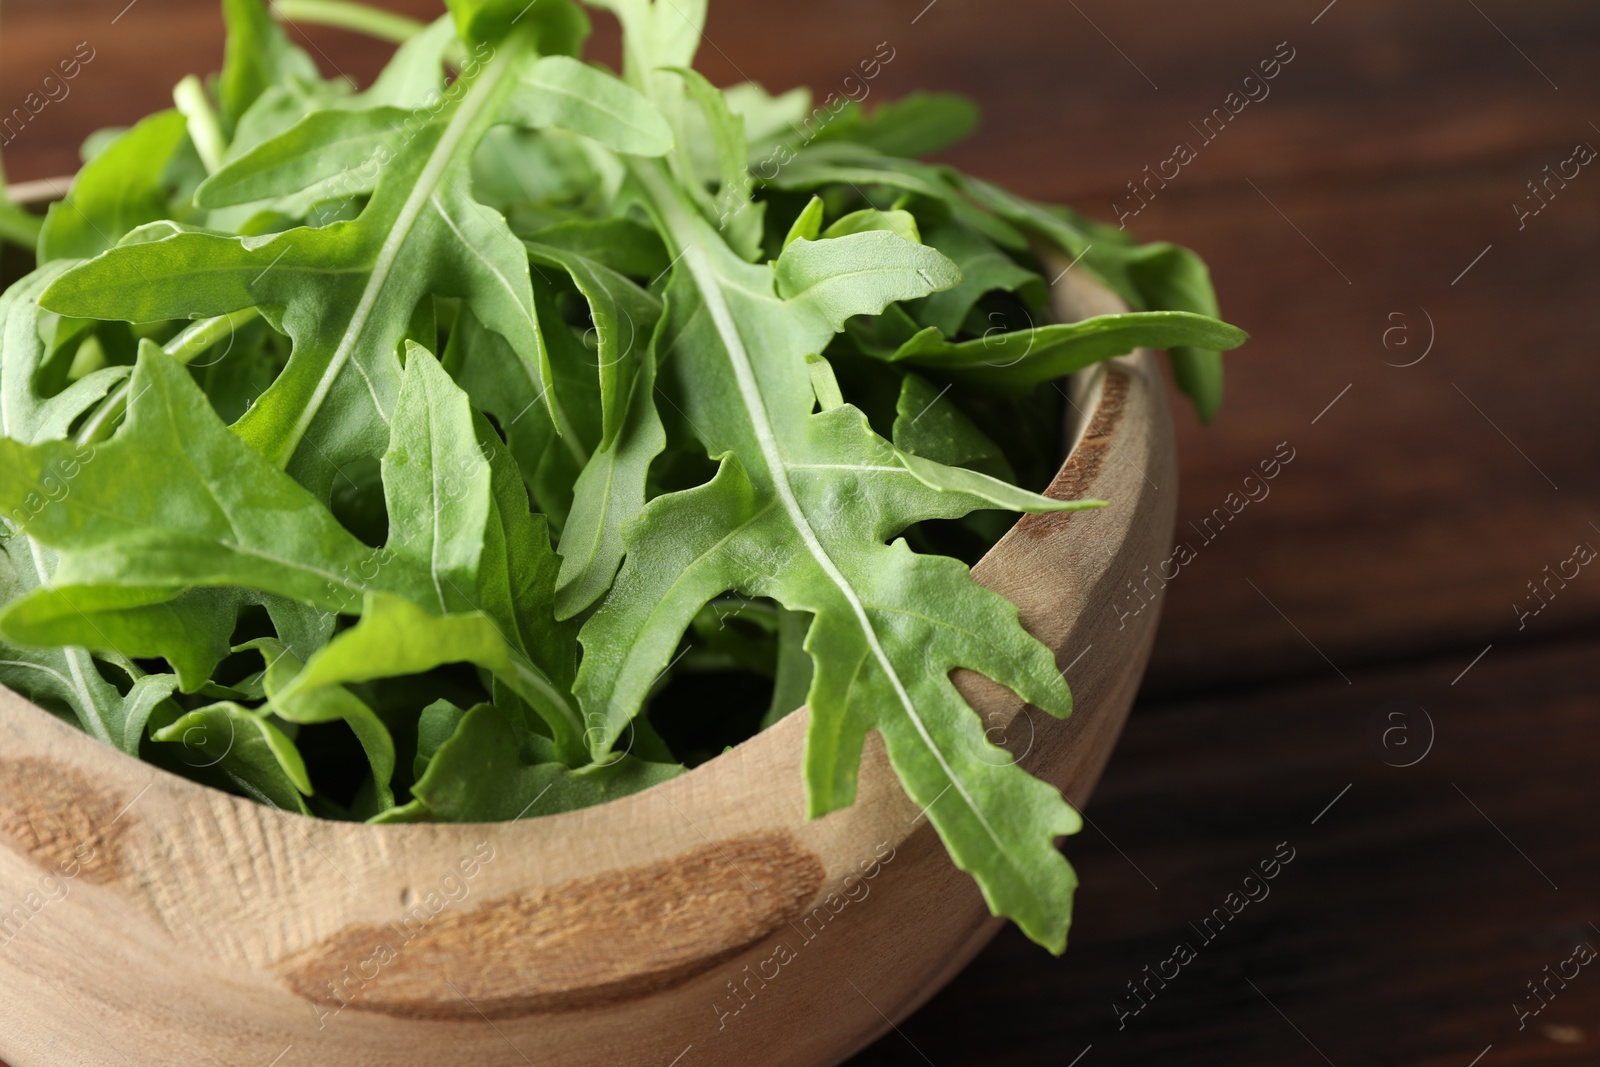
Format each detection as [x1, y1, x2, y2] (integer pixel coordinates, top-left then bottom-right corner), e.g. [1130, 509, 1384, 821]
[0, 154, 44, 252]
[0, 0, 1246, 951]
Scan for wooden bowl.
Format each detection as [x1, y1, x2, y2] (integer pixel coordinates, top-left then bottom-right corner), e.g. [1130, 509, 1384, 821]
[0, 206, 1177, 1065]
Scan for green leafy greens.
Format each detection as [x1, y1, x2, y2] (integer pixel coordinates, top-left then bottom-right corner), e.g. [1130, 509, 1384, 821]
[0, 0, 1245, 952]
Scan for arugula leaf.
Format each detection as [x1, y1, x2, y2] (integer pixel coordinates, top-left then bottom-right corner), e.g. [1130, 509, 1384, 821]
[218, 0, 322, 134]
[949, 174, 1233, 420]
[247, 637, 397, 810]
[762, 142, 1239, 419]
[0, 344, 439, 654]
[2, 284, 263, 688]
[41, 34, 560, 495]
[412, 697, 469, 778]
[376, 702, 681, 822]
[524, 241, 664, 446]
[357, 18, 464, 109]
[386, 339, 576, 690]
[0, 153, 42, 251]
[724, 81, 813, 146]
[909, 218, 1045, 337]
[216, 12, 453, 179]
[277, 592, 587, 762]
[382, 342, 495, 613]
[446, 300, 589, 527]
[0, 538, 182, 753]
[587, 0, 706, 91]
[517, 240, 666, 617]
[1114, 243, 1229, 421]
[577, 159, 1097, 950]
[767, 141, 1030, 251]
[554, 375, 662, 618]
[0, 207, 39, 253]
[0, 337, 579, 759]
[893, 371, 1015, 483]
[760, 604, 813, 729]
[1, 266, 129, 446]
[824, 208, 922, 244]
[837, 92, 983, 159]
[447, 0, 588, 47]
[521, 217, 670, 278]
[0, 268, 187, 750]
[197, 108, 409, 208]
[476, 408, 579, 687]
[550, 299, 665, 619]
[590, 0, 764, 257]
[37, 111, 201, 264]
[270, 343, 584, 759]
[880, 312, 1249, 395]
[150, 702, 313, 813]
[783, 195, 826, 248]
[0, 584, 245, 695]
[506, 56, 676, 156]
[671, 65, 764, 260]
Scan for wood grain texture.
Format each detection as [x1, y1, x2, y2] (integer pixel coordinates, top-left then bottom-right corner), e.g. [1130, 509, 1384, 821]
[1142, 162, 1600, 695]
[275, 833, 829, 1019]
[6, 0, 1598, 196]
[850, 633, 1600, 1066]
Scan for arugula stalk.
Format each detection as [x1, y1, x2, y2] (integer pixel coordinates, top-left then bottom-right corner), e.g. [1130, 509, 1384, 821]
[270, 0, 429, 43]
[75, 309, 264, 446]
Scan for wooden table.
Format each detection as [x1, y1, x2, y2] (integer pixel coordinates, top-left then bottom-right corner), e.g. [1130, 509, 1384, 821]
[4, 1, 1598, 1063]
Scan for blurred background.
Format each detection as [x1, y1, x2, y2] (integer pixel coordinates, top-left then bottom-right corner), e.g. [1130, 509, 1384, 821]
[4, 0, 1598, 1063]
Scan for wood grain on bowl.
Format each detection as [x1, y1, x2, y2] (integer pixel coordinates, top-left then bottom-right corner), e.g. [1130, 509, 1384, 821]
[0, 244, 1177, 1065]
[277, 832, 827, 1019]
[0, 758, 132, 887]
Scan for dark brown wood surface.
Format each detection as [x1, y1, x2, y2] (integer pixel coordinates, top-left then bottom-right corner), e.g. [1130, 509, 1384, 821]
[855, 634, 1600, 1066]
[4, 1, 1598, 1064]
